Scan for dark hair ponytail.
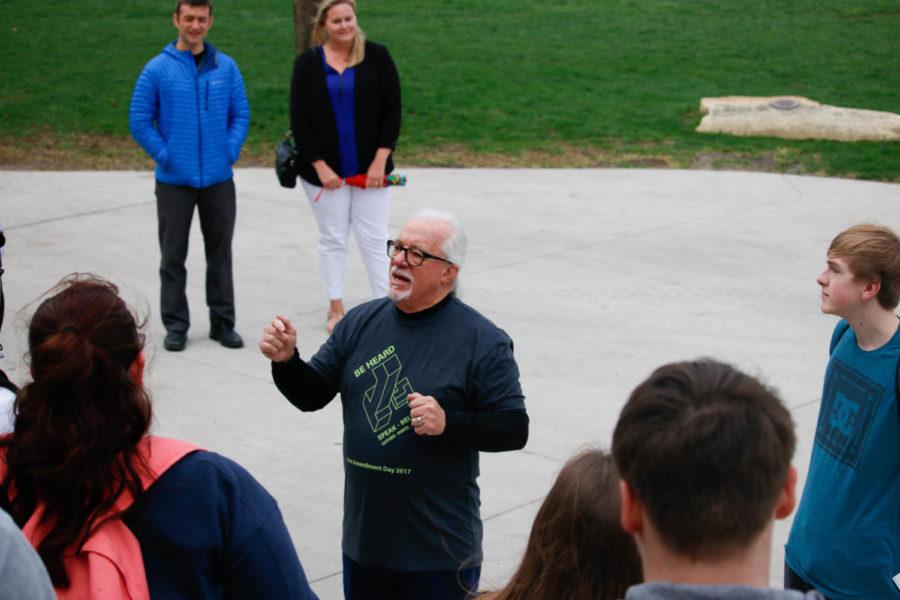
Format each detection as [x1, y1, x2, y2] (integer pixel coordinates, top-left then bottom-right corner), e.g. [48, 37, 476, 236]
[0, 275, 152, 587]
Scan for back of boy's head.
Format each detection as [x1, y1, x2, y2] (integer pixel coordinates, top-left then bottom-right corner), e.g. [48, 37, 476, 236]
[829, 223, 900, 310]
[612, 359, 795, 559]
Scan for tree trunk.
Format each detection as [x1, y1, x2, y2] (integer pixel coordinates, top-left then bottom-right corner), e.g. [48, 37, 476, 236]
[293, 0, 320, 56]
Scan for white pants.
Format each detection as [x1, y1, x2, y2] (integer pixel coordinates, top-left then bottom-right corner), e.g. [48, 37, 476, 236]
[301, 179, 390, 300]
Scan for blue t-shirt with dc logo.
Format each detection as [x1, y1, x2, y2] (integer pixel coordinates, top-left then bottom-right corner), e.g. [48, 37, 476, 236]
[785, 319, 900, 599]
[309, 295, 525, 571]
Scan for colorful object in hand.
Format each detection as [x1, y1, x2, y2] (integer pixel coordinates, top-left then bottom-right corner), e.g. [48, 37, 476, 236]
[344, 173, 407, 189]
[315, 173, 407, 201]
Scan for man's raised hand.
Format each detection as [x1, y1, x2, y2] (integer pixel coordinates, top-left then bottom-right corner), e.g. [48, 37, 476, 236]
[259, 315, 297, 363]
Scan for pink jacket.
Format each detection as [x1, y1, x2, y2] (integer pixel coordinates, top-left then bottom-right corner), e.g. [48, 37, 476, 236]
[0, 436, 199, 600]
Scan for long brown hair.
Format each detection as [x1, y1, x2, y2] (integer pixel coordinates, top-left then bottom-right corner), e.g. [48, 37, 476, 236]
[0, 275, 152, 587]
[480, 449, 641, 600]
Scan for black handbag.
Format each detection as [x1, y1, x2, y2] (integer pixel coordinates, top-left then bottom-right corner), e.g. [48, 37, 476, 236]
[275, 131, 298, 189]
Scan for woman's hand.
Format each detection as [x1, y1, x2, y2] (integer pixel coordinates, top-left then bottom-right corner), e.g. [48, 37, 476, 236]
[313, 160, 342, 190]
[366, 148, 391, 188]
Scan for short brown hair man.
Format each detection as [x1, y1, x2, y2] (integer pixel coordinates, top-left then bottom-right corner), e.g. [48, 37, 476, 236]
[130, 0, 248, 352]
[613, 359, 823, 598]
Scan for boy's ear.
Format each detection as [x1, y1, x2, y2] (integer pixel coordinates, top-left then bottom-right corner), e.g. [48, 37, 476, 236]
[774, 465, 797, 520]
[620, 479, 644, 534]
[860, 278, 881, 302]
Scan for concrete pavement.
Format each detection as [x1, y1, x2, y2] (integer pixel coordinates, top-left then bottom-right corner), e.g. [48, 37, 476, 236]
[1, 167, 897, 597]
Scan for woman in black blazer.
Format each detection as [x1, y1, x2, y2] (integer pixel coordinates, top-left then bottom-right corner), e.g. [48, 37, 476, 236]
[291, 0, 401, 333]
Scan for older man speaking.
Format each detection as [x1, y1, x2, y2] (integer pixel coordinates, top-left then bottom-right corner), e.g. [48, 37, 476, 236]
[260, 209, 528, 600]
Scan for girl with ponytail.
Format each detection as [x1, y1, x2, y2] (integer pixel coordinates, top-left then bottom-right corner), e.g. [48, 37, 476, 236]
[0, 275, 318, 599]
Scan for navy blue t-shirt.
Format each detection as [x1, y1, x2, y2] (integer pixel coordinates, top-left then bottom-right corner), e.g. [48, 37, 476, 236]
[124, 451, 318, 600]
[309, 295, 525, 571]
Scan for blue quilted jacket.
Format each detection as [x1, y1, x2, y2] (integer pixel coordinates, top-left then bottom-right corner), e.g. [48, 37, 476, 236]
[129, 42, 250, 188]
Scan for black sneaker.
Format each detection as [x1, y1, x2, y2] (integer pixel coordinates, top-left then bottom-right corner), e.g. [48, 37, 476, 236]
[210, 326, 244, 349]
[164, 331, 187, 352]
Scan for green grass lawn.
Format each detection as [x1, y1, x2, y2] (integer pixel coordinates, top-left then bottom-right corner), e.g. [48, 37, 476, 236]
[1, 0, 898, 179]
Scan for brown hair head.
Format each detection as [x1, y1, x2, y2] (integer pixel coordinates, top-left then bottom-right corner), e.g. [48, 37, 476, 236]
[480, 449, 641, 600]
[0, 275, 152, 587]
[612, 359, 795, 560]
[828, 223, 900, 310]
[174, 0, 212, 16]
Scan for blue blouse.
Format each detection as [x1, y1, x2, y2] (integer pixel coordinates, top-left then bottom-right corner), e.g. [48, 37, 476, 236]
[320, 48, 359, 177]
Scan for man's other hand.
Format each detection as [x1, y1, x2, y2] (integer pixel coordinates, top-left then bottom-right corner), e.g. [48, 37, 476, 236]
[408, 392, 446, 436]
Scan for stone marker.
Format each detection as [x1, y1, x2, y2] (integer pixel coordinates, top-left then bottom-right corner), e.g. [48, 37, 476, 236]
[696, 96, 900, 142]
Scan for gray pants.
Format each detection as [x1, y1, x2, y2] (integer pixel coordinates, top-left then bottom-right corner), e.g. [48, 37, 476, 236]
[155, 179, 236, 334]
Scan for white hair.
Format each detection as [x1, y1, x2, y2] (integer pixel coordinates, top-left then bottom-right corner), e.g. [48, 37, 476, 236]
[407, 208, 467, 293]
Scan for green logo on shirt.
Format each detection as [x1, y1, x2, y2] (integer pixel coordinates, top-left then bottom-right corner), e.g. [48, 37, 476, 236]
[362, 352, 413, 433]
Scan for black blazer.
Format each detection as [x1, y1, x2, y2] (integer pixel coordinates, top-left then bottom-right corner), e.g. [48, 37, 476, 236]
[290, 41, 402, 186]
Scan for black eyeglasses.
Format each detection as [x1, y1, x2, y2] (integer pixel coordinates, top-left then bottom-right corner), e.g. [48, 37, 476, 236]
[387, 240, 453, 267]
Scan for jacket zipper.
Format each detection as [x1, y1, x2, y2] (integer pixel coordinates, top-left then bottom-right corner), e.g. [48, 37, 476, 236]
[194, 54, 204, 188]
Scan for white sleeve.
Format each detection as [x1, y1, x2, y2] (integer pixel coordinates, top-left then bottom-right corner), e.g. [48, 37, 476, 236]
[0, 387, 15, 434]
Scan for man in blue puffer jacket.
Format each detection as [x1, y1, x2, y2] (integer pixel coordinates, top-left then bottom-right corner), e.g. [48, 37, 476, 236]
[130, 0, 249, 352]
